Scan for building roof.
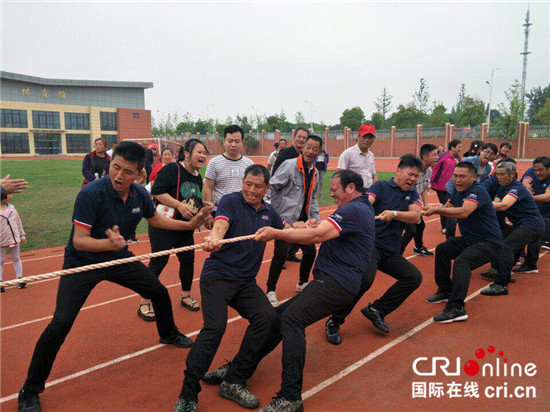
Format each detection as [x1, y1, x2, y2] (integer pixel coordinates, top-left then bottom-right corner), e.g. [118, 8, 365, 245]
[0, 71, 153, 89]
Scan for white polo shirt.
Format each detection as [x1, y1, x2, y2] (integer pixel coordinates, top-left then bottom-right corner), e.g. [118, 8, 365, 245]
[337, 144, 376, 188]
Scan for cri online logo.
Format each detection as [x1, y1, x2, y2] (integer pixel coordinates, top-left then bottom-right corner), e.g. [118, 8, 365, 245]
[413, 346, 537, 377]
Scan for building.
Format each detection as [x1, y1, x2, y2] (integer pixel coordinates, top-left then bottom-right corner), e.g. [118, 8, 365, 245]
[0, 71, 153, 156]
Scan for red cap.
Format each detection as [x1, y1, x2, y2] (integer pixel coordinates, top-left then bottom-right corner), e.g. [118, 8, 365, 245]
[358, 124, 376, 137]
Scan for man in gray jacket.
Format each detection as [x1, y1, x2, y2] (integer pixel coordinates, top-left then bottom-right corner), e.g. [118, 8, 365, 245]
[265, 135, 322, 306]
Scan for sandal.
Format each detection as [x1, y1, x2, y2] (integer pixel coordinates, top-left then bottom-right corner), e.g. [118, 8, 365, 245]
[180, 296, 200, 312]
[137, 303, 156, 322]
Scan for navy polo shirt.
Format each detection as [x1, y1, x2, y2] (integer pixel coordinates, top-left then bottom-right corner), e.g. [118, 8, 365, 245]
[531, 175, 550, 217]
[520, 167, 535, 183]
[201, 191, 285, 279]
[314, 196, 375, 295]
[482, 175, 506, 226]
[367, 179, 421, 254]
[449, 182, 503, 246]
[64, 177, 155, 265]
[496, 180, 544, 229]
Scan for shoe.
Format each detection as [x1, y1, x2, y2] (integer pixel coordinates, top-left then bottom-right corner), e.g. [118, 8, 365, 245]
[426, 291, 450, 304]
[295, 282, 308, 293]
[481, 283, 509, 296]
[137, 303, 156, 322]
[173, 397, 196, 412]
[18, 390, 41, 412]
[360, 304, 390, 333]
[282, 262, 287, 270]
[541, 240, 550, 250]
[512, 264, 538, 274]
[286, 254, 302, 263]
[1, 286, 5, 293]
[325, 319, 342, 345]
[160, 328, 193, 348]
[433, 306, 468, 323]
[413, 246, 434, 256]
[202, 362, 231, 384]
[480, 268, 497, 279]
[127, 237, 139, 244]
[441, 228, 446, 234]
[17, 282, 27, 289]
[259, 396, 304, 412]
[180, 296, 200, 312]
[266, 291, 279, 307]
[219, 381, 260, 409]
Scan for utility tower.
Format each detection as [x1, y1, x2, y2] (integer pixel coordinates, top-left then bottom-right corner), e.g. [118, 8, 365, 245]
[520, 7, 532, 121]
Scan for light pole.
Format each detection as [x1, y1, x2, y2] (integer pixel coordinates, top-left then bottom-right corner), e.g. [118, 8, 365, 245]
[305, 100, 313, 132]
[485, 68, 499, 132]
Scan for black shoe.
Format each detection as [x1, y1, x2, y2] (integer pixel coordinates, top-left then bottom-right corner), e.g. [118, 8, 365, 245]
[512, 264, 538, 274]
[480, 268, 497, 279]
[426, 291, 450, 304]
[160, 328, 193, 348]
[1, 286, 5, 293]
[219, 381, 260, 409]
[18, 390, 41, 412]
[433, 306, 468, 323]
[127, 237, 139, 244]
[17, 282, 27, 289]
[173, 397, 196, 412]
[481, 283, 509, 296]
[202, 362, 231, 384]
[259, 396, 304, 412]
[325, 319, 342, 345]
[282, 262, 287, 270]
[541, 240, 550, 250]
[286, 254, 302, 263]
[413, 246, 434, 256]
[360, 304, 390, 333]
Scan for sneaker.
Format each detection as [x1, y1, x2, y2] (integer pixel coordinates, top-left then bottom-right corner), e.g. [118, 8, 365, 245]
[360, 304, 390, 333]
[325, 319, 342, 345]
[282, 262, 287, 270]
[266, 291, 279, 307]
[480, 268, 497, 279]
[127, 237, 139, 244]
[18, 390, 41, 412]
[160, 328, 193, 348]
[433, 306, 468, 323]
[173, 397, 196, 412]
[481, 283, 509, 296]
[17, 282, 27, 289]
[259, 396, 304, 412]
[202, 362, 231, 384]
[286, 254, 302, 263]
[426, 291, 450, 304]
[413, 246, 434, 256]
[541, 240, 550, 250]
[441, 228, 446, 235]
[219, 381, 259, 409]
[1, 286, 5, 293]
[512, 264, 538, 274]
[295, 282, 308, 293]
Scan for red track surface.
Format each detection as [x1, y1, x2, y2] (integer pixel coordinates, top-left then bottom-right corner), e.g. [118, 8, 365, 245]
[1, 186, 547, 411]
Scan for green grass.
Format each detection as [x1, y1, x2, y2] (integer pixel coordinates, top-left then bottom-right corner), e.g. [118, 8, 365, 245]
[0, 159, 393, 251]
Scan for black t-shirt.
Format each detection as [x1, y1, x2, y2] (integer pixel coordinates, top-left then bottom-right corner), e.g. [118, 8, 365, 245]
[93, 155, 108, 177]
[151, 162, 203, 229]
[272, 146, 300, 175]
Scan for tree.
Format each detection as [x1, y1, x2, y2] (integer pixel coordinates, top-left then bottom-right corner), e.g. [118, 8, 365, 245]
[428, 102, 449, 127]
[294, 111, 305, 124]
[533, 98, 550, 125]
[456, 96, 485, 127]
[526, 84, 550, 124]
[235, 114, 253, 134]
[175, 112, 194, 134]
[374, 88, 392, 121]
[370, 112, 385, 130]
[339, 107, 365, 130]
[388, 104, 426, 129]
[494, 80, 524, 139]
[456, 83, 467, 113]
[412, 78, 430, 114]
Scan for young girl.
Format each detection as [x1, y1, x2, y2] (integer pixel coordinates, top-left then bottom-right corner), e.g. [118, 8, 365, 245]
[0, 188, 26, 292]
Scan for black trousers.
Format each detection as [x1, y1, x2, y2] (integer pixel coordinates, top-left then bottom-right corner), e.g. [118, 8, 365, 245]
[22, 261, 176, 394]
[266, 239, 316, 292]
[526, 217, 550, 266]
[434, 237, 501, 308]
[246, 271, 355, 401]
[401, 217, 426, 253]
[435, 189, 448, 229]
[331, 246, 423, 325]
[180, 277, 276, 402]
[148, 225, 195, 292]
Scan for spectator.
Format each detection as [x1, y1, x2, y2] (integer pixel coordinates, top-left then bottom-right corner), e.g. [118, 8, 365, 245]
[0, 175, 28, 194]
[106, 143, 116, 158]
[81, 138, 110, 188]
[267, 139, 288, 171]
[337, 124, 377, 189]
[271, 127, 308, 175]
[463, 140, 483, 157]
[315, 142, 329, 198]
[148, 147, 174, 187]
[437, 144, 445, 159]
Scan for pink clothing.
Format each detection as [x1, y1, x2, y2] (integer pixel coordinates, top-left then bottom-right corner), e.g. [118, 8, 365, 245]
[1, 204, 25, 248]
[430, 152, 461, 191]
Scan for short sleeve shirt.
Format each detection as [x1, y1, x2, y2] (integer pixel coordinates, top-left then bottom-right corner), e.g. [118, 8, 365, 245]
[482, 175, 506, 225]
[205, 155, 254, 210]
[367, 179, 421, 254]
[531, 175, 550, 217]
[201, 192, 285, 279]
[449, 182, 503, 246]
[520, 167, 535, 183]
[496, 180, 544, 229]
[314, 196, 375, 295]
[64, 177, 155, 266]
[338, 145, 376, 189]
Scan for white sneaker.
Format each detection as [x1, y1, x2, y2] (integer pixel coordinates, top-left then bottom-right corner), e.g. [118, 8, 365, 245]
[266, 291, 279, 307]
[296, 282, 308, 293]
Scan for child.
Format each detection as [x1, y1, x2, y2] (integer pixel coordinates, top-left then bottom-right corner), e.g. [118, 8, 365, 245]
[0, 188, 26, 292]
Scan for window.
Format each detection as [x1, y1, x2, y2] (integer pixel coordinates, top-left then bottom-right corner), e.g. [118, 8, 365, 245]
[66, 134, 91, 153]
[1, 132, 30, 154]
[101, 134, 119, 148]
[33, 133, 62, 154]
[32, 111, 60, 129]
[1, 109, 28, 128]
[65, 113, 90, 130]
[100, 112, 117, 131]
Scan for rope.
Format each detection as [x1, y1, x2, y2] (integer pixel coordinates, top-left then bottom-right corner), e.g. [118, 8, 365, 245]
[0, 234, 256, 288]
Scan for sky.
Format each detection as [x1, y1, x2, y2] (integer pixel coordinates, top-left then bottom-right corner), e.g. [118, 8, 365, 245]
[1, 1, 549, 126]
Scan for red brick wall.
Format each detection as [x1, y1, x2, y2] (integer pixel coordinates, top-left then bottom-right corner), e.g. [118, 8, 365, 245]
[117, 108, 152, 142]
